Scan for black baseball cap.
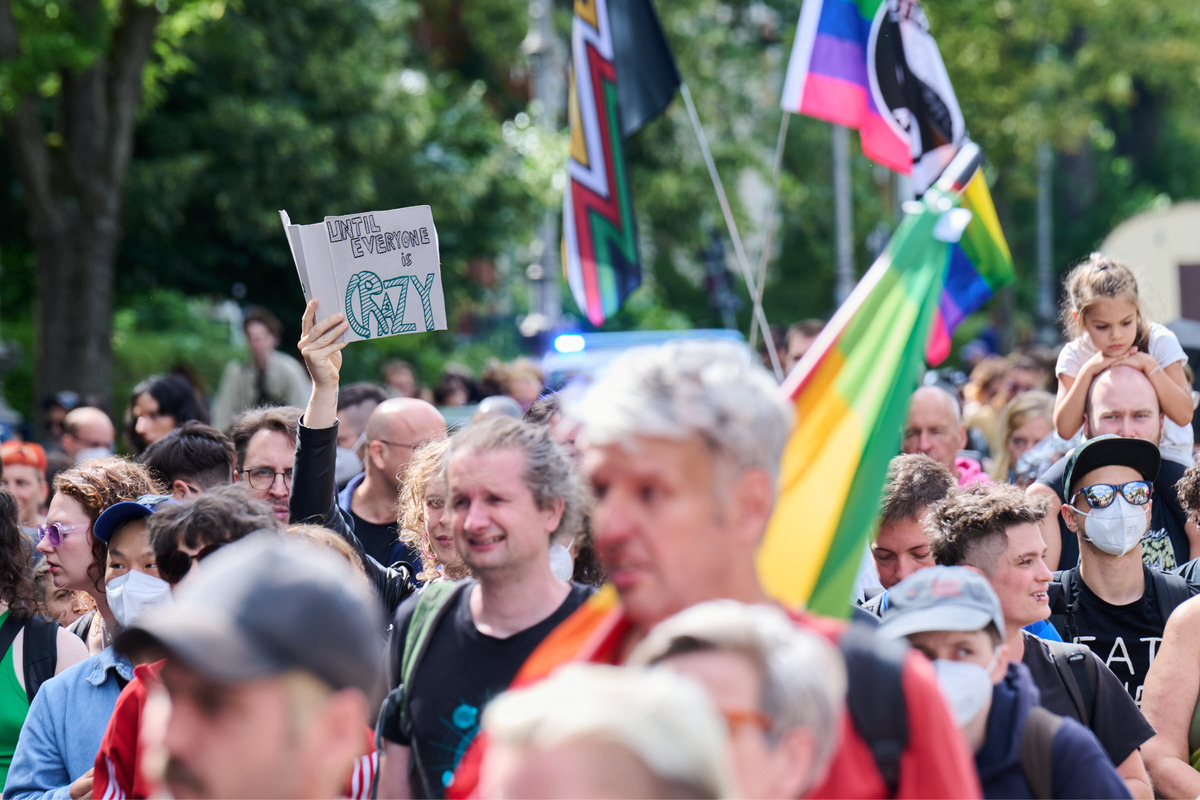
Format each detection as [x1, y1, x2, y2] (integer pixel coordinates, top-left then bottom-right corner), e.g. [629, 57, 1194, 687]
[1063, 434, 1160, 498]
[116, 533, 384, 699]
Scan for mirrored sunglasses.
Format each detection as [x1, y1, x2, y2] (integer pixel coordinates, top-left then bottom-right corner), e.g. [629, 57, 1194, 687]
[1071, 480, 1152, 509]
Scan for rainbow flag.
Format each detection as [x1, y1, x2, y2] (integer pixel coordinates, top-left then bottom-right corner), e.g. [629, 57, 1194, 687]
[926, 166, 1014, 364]
[780, 0, 1012, 363]
[563, 0, 680, 327]
[780, 0, 964, 194]
[758, 186, 965, 615]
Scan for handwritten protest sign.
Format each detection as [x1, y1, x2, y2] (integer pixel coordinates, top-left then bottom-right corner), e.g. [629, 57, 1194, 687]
[279, 205, 447, 342]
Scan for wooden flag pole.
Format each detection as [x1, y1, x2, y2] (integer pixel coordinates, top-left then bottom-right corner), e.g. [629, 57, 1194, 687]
[679, 81, 784, 380]
[749, 112, 790, 352]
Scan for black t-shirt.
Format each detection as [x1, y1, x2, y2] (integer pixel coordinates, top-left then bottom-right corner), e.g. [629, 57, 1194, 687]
[1048, 566, 1167, 704]
[383, 580, 592, 798]
[1036, 452, 1190, 571]
[1021, 631, 1155, 765]
[350, 510, 422, 573]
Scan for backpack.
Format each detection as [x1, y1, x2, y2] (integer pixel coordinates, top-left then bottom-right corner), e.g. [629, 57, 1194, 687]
[839, 623, 909, 798]
[0, 612, 59, 703]
[373, 581, 470, 799]
[1019, 706, 1064, 799]
[1050, 567, 1196, 642]
[1039, 638, 1098, 728]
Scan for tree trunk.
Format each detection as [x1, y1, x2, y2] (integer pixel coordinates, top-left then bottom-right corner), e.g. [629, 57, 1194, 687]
[0, 0, 160, 423]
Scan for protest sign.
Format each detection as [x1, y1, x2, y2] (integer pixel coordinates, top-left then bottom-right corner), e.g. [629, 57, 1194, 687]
[279, 205, 447, 342]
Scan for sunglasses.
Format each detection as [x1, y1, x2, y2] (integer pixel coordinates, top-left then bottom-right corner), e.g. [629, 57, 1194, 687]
[158, 543, 226, 585]
[1070, 481, 1152, 509]
[36, 521, 90, 548]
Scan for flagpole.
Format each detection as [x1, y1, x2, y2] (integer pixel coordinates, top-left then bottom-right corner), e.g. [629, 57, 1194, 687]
[749, 112, 790, 352]
[679, 81, 785, 380]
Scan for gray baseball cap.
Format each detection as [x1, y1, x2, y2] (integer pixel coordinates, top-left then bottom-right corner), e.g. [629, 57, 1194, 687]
[117, 533, 384, 698]
[879, 566, 1006, 642]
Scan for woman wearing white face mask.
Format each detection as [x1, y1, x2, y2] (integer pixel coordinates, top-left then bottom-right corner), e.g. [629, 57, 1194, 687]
[881, 566, 1129, 799]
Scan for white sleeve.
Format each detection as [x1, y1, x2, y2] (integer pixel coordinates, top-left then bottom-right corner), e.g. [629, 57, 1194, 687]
[1055, 338, 1089, 379]
[1148, 323, 1187, 368]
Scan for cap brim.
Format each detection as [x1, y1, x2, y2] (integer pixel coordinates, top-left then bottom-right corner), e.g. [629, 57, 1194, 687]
[878, 604, 995, 641]
[93, 502, 153, 544]
[116, 604, 289, 684]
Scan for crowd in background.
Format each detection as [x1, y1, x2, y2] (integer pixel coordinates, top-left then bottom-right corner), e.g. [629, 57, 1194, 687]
[0, 253, 1194, 798]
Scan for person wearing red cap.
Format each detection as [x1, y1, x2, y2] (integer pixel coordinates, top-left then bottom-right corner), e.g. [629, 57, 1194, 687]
[0, 442, 48, 534]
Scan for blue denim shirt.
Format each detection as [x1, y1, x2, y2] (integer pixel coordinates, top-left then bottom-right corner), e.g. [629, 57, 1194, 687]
[3, 647, 132, 800]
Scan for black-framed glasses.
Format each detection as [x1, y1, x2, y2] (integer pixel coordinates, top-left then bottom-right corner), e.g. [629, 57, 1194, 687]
[242, 467, 293, 491]
[36, 521, 90, 548]
[158, 543, 226, 584]
[1071, 481, 1152, 509]
[376, 439, 422, 453]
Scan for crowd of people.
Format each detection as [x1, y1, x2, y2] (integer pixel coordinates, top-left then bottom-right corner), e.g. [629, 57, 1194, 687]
[0, 252, 1194, 798]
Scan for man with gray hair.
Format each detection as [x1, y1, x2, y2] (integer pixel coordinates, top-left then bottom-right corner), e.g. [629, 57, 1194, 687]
[441, 340, 984, 800]
[902, 384, 989, 487]
[460, 340, 979, 799]
[628, 600, 847, 799]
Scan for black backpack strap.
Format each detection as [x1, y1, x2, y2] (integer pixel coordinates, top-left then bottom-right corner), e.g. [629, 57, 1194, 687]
[0, 614, 22, 673]
[1150, 568, 1197, 624]
[839, 623, 908, 797]
[1049, 569, 1081, 643]
[21, 615, 59, 704]
[1043, 639, 1096, 728]
[1019, 706, 1064, 799]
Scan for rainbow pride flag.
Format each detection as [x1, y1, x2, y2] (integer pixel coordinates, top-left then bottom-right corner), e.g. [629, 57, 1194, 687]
[926, 166, 1014, 364]
[758, 186, 965, 615]
[780, 0, 1012, 364]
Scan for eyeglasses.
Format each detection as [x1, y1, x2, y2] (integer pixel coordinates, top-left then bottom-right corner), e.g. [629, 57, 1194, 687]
[1070, 481, 1152, 509]
[720, 708, 774, 736]
[242, 467, 293, 490]
[376, 440, 422, 453]
[36, 521, 90, 548]
[158, 543, 226, 584]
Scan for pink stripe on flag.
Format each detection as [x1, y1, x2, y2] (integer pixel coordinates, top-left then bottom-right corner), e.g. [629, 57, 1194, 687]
[798, 73, 868, 127]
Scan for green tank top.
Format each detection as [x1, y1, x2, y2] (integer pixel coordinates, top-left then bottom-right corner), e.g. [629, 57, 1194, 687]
[0, 611, 31, 786]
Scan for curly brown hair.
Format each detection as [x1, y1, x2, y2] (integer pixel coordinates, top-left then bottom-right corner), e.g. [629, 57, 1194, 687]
[928, 484, 1048, 576]
[0, 490, 41, 618]
[1177, 461, 1200, 521]
[397, 437, 459, 583]
[53, 456, 161, 591]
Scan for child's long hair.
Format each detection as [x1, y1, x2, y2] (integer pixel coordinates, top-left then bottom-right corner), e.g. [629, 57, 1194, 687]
[1060, 253, 1150, 351]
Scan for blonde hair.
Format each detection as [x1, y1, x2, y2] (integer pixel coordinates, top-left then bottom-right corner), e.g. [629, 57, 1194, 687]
[628, 600, 846, 781]
[990, 391, 1055, 482]
[1060, 253, 1150, 349]
[482, 664, 737, 799]
[396, 437, 463, 583]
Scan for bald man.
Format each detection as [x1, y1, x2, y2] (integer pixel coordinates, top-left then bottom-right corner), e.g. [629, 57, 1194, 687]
[902, 385, 989, 487]
[339, 397, 447, 566]
[61, 406, 116, 462]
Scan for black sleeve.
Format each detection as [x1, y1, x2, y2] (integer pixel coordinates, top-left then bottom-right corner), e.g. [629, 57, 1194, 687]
[291, 419, 413, 616]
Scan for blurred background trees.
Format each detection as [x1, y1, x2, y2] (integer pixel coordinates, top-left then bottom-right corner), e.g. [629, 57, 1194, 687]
[2, 0, 1200, 423]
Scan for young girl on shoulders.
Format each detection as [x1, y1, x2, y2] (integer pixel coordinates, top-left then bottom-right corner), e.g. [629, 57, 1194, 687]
[1054, 253, 1193, 464]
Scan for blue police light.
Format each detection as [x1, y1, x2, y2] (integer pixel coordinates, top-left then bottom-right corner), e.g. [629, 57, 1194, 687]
[553, 334, 586, 354]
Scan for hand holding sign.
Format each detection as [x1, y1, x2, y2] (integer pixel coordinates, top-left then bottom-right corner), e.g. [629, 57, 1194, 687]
[280, 205, 448, 342]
